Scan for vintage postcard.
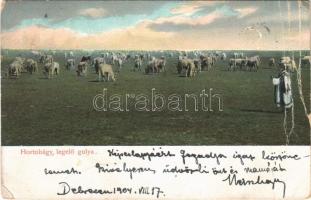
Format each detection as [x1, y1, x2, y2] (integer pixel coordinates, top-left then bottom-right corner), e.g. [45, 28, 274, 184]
[1, 0, 310, 199]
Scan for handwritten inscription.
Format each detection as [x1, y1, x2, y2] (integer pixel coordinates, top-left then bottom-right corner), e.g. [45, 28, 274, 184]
[222, 174, 286, 198]
[107, 148, 175, 161]
[262, 150, 301, 161]
[29, 147, 309, 199]
[57, 182, 165, 198]
[95, 162, 156, 179]
[44, 167, 81, 175]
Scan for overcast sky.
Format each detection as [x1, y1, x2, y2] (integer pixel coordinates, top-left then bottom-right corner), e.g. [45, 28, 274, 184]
[1, 1, 310, 50]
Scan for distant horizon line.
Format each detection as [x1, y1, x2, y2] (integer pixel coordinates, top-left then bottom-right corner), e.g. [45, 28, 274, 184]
[1, 48, 310, 52]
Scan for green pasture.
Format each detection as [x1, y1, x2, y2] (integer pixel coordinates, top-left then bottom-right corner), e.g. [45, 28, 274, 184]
[1, 50, 310, 145]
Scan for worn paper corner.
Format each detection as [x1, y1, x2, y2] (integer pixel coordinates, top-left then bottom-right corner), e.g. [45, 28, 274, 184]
[1, 185, 15, 199]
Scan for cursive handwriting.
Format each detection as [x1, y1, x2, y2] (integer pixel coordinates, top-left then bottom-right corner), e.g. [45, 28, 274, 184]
[95, 162, 156, 179]
[222, 174, 286, 198]
[163, 163, 209, 175]
[107, 148, 175, 161]
[44, 167, 81, 175]
[232, 151, 255, 165]
[262, 151, 301, 162]
[244, 162, 286, 174]
[180, 150, 227, 165]
[57, 182, 165, 198]
[57, 182, 132, 195]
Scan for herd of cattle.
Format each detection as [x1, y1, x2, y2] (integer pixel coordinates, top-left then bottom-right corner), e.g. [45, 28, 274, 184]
[4, 50, 311, 81]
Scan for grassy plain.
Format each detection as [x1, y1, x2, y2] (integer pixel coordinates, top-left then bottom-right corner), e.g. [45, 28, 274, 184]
[1, 50, 310, 145]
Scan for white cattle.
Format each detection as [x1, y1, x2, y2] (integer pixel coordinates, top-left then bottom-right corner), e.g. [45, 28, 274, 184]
[133, 57, 142, 71]
[8, 60, 23, 78]
[26, 58, 38, 74]
[44, 62, 60, 79]
[98, 63, 115, 82]
[66, 59, 75, 70]
[221, 53, 227, 60]
[279, 56, 296, 72]
[228, 58, 247, 71]
[76, 62, 88, 76]
[116, 58, 123, 72]
[301, 56, 310, 66]
[93, 57, 105, 73]
[245, 56, 260, 71]
[69, 51, 74, 57]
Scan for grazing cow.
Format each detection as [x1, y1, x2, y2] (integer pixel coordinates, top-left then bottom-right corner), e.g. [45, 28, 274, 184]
[76, 56, 92, 76]
[177, 58, 196, 77]
[221, 53, 227, 60]
[155, 57, 166, 72]
[133, 56, 142, 71]
[26, 58, 38, 74]
[81, 56, 91, 63]
[145, 61, 156, 74]
[145, 56, 165, 74]
[301, 56, 310, 67]
[13, 57, 27, 72]
[76, 62, 88, 76]
[44, 62, 60, 79]
[8, 60, 23, 78]
[93, 57, 105, 73]
[228, 59, 236, 71]
[69, 51, 74, 58]
[39, 54, 53, 64]
[193, 59, 201, 73]
[200, 55, 213, 71]
[279, 56, 296, 72]
[269, 58, 276, 67]
[228, 58, 247, 71]
[98, 63, 116, 82]
[66, 59, 75, 70]
[245, 56, 260, 71]
[110, 54, 118, 65]
[116, 58, 123, 72]
[245, 59, 258, 71]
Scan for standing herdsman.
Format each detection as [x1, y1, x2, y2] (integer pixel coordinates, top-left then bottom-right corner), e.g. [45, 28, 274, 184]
[272, 64, 293, 109]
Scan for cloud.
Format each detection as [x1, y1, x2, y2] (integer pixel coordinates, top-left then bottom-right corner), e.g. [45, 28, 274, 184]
[144, 9, 226, 29]
[147, 5, 258, 30]
[79, 8, 107, 18]
[156, 12, 222, 26]
[2, 23, 309, 50]
[171, 3, 203, 16]
[0, 2, 308, 51]
[170, 1, 219, 16]
[1, 23, 175, 50]
[235, 7, 257, 18]
[1, 26, 84, 50]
